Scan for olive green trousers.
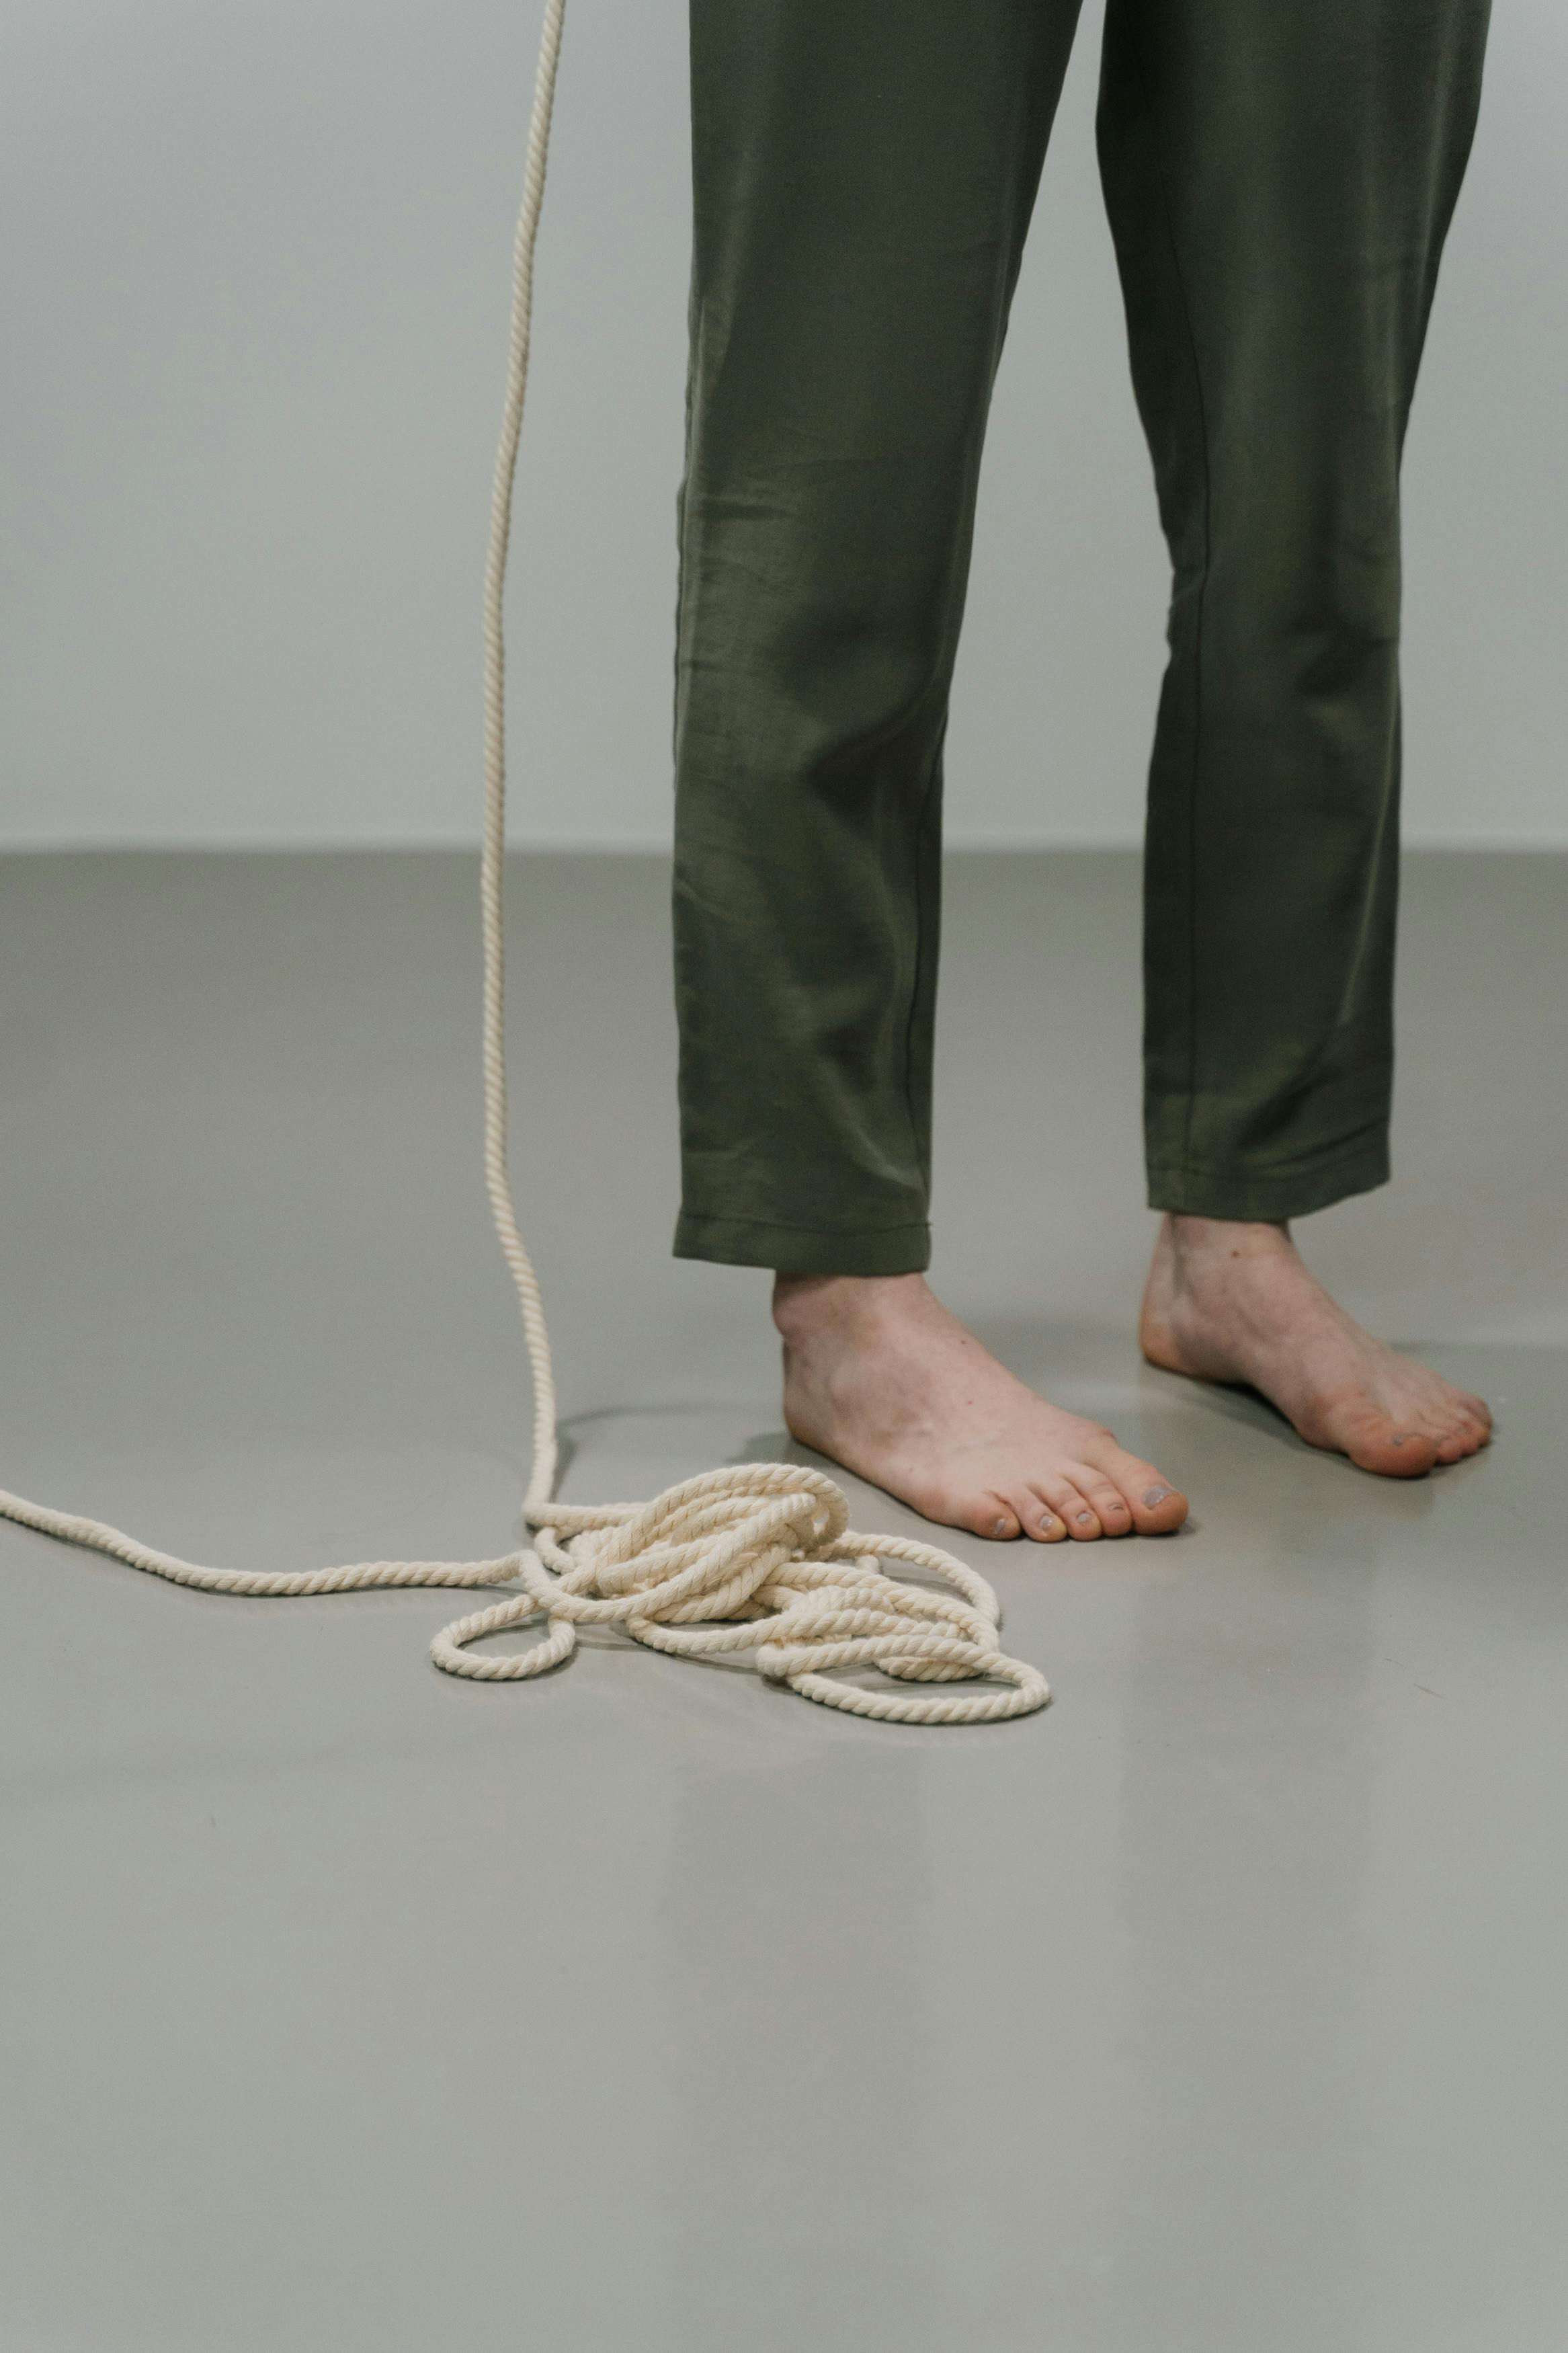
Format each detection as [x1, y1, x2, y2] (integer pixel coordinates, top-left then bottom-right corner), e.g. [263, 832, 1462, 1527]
[671, 0, 1490, 1275]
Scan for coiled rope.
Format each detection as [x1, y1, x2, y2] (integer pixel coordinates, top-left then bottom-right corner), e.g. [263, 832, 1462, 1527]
[0, 0, 1049, 1726]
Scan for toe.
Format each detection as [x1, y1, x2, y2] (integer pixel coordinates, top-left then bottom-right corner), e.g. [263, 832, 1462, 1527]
[1456, 1396, 1494, 1445]
[1022, 1487, 1069, 1542]
[1069, 1468, 1135, 1538]
[1138, 1483, 1190, 1534]
[1077, 1434, 1189, 1533]
[974, 1495, 1022, 1541]
[1410, 1383, 1492, 1464]
[1434, 1416, 1490, 1465]
[1343, 1418, 1439, 1478]
[1034, 1475, 1102, 1541]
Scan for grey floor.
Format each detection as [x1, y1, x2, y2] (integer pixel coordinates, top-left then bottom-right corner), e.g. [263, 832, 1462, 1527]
[2, 849, 1565, 2353]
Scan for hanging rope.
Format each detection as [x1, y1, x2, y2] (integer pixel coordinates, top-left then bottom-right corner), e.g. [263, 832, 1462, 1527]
[0, 0, 1049, 1726]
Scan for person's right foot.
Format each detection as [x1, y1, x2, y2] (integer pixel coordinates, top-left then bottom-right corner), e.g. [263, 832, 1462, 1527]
[774, 1272, 1188, 1543]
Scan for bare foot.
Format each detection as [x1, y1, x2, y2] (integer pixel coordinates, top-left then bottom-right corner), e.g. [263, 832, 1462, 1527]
[774, 1273, 1188, 1543]
[1139, 1214, 1492, 1477]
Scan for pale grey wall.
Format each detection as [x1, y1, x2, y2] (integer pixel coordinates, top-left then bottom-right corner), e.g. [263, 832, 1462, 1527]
[3, 0, 1563, 848]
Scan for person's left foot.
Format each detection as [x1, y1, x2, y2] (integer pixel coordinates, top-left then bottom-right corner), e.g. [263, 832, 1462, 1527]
[1139, 1214, 1492, 1476]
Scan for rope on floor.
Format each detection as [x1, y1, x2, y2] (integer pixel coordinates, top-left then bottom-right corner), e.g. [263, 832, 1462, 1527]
[0, 0, 1049, 1726]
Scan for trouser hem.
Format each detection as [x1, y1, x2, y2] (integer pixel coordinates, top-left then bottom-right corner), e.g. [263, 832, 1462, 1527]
[1147, 1135, 1390, 1223]
[673, 1211, 932, 1276]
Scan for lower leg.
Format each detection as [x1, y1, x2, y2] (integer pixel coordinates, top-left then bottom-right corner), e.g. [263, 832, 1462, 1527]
[1098, 0, 1492, 1479]
[1141, 1215, 1491, 1474]
[675, 0, 1077, 1270]
[776, 1272, 1188, 1542]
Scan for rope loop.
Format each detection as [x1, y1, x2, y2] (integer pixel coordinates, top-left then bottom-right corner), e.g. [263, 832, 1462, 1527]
[429, 1461, 1049, 1724]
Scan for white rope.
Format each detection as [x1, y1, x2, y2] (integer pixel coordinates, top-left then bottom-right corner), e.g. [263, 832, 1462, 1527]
[0, 0, 1049, 1726]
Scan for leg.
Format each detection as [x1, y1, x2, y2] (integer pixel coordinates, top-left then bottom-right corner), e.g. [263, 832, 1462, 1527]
[676, 0, 1186, 1539]
[1098, 0, 1493, 1470]
[673, 0, 1075, 1275]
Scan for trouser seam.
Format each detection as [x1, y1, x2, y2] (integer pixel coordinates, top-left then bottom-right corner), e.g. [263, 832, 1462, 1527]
[1148, 1131, 1389, 1185]
[1147, 1131, 1390, 1222]
[1149, 1143, 1380, 1180]
[1147, 121, 1213, 1176]
[679, 1209, 929, 1237]
[899, 727, 945, 1203]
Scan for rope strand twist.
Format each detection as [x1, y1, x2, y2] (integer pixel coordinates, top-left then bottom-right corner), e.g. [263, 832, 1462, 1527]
[0, 0, 1050, 1728]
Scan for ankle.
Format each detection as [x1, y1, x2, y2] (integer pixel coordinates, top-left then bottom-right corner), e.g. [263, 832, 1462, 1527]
[772, 1271, 922, 1345]
[1165, 1213, 1292, 1279]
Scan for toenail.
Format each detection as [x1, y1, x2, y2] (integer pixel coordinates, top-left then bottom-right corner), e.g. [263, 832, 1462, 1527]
[1143, 1486, 1172, 1507]
[991, 1515, 1011, 1538]
[1037, 1514, 1059, 1535]
[1076, 1512, 1093, 1525]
